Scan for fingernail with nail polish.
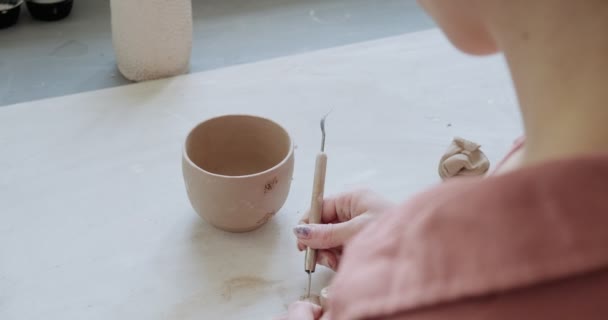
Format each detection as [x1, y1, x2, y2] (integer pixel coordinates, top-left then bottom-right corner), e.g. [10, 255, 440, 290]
[293, 225, 311, 239]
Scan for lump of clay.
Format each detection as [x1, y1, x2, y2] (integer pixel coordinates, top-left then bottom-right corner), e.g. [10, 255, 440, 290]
[438, 137, 490, 180]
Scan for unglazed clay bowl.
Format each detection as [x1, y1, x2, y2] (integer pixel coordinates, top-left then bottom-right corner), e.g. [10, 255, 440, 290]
[182, 114, 295, 232]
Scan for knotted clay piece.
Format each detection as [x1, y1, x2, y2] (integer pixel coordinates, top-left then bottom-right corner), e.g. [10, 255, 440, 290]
[438, 137, 490, 180]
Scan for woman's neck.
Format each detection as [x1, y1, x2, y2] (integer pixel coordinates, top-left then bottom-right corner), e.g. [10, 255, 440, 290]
[491, 2, 608, 167]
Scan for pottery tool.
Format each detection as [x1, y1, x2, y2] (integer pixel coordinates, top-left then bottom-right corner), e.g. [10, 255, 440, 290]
[304, 113, 330, 298]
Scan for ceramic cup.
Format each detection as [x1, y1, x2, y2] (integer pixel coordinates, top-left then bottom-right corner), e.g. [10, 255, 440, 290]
[182, 114, 295, 232]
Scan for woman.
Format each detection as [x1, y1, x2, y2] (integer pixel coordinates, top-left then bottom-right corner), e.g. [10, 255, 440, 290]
[278, 0, 608, 319]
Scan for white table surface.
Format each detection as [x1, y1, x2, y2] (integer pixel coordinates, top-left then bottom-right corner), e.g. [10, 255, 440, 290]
[0, 28, 522, 319]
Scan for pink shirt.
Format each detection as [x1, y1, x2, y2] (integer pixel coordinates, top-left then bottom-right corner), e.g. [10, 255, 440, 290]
[326, 138, 608, 319]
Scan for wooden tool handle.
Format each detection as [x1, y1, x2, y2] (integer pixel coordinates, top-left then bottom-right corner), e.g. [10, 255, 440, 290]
[309, 152, 327, 224]
[305, 152, 327, 273]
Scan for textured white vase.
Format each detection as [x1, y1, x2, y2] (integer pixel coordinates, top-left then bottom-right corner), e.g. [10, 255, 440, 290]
[110, 0, 193, 82]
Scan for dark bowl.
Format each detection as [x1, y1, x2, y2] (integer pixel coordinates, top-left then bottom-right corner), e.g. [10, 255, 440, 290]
[26, 0, 72, 21]
[0, 2, 21, 29]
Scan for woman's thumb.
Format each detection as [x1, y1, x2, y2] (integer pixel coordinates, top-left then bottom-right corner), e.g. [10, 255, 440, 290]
[293, 219, 360, 249]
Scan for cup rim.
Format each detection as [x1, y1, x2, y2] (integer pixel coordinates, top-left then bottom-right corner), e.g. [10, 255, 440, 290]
[0, 0, 23, 11]
[182, 113, 294, 179]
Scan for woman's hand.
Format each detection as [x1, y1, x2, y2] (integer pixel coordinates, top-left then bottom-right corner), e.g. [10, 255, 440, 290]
[294, 188, 395, 271]
[273, 301, 323, 320]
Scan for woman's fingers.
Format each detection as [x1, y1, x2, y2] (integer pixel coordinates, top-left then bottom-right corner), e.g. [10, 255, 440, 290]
[316, 250, 339, 271]
[329, 247, 342, 264]
[299, 188, 393, 225]
[320, 312, 332, 320]
[293, 222, 351, 249]
[294, 214, 372, 249]
[298, 191, 358, 225]
[286, 301, 323, 320]
[294, 247, 342, 271]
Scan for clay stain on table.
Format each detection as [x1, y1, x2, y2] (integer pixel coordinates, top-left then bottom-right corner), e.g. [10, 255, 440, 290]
[221, 276, 280, 301]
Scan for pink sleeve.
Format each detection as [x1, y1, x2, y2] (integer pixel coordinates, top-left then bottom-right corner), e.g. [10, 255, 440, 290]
[326, 153, 608, 320]
[371, 269, 608, 320]
[491, 136, 525, 173]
